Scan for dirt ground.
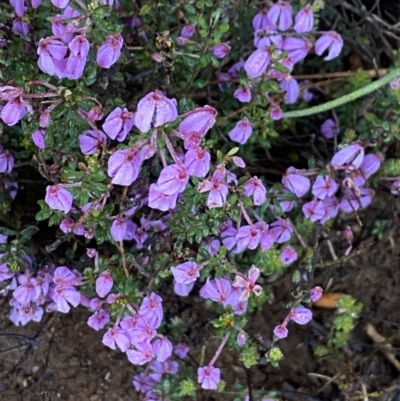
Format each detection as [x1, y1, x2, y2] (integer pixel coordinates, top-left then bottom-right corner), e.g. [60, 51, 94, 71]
[1, 195, 400, 401]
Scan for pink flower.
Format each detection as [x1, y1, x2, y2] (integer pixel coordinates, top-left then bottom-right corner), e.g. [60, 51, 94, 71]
[45, 185, 73, 213]
[270, 107, 283, 120]
[139, 292, 163, 327]
[228, 117, 252, 144]
[52, 285, 81, 313]
[68, 35, 90, 58]
[282, 167, 310, 198]
[267, 0, 293, 31]
[244, 47, 270, 78]
[96, 33, 123, 68]
[198, 366, 220, 390]
[232, 265, 263, 301]
[96, 270, 113, 298]
[290, 306, 312, 325]
[171, 262, 200, 284]
[315, 31, 343, 61]
[135, 90, 177, 133]
[53, 266, 80, 286]
[294, 4, 314, 33]
[210, 43, 231, 59]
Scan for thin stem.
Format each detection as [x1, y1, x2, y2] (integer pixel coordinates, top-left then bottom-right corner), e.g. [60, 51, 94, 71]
[238, 200, 254, 227]
[283, 68, 400, 118]
[209, 330, 231, 367]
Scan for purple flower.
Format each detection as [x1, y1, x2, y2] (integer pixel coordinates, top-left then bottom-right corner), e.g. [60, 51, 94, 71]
[181, 24, 196, 38]
[96, 33, 123, 68]
[157, 164, 189, 195]
[252, 10, 272, 30]
[235, 225, 261, 253]
[148, 183, 178, 211]
[270, 107, 283, 120]
[79, 130, 106, 155]
[96, 270, 113, 298]
[110, 217, 127, 241]
[32, 128, 46, 149]
[290, 306, 312, 325]
[330, 143, 364, 169]
[210, 43, 231, 59]
[53, 266, 80, 286]
[178, 106, 217, 140]
[139, 292, 163, 327]
[360, 153, 381, 178]
[107, 146, 143, 186]
[228, 117, 252, 144]
[0, 150, 14, 174]
[12, 18, 29, 36]
[280, 246, 297, 265]
[310, 286, 323, 302]
[273, 324, 288, 339]
[10, 0, 25, 17]
[135, 90, 177, 133]
[200, 278, 232, 306]
[52, 15, 73, 43]
[294, 4, 314, 33]
[312, 176, 339, 199]
[51, 0, 70, 7]
[279, 75, 299, 104]
[174, 343, 189, 358]
[126, 341, 154, 365]
[267, 0, 293, 31]
[152, 337, 173, 362]
[320, 196, 339, 223]
[198, 366, 220, 390]
[234, 86, 252, 103]
[65, 54, 87, 80]
[270, 218, 293, 243]
[232, 265, 263, 301]
[68, 35, 90, 58]
[302, 199, 325, 222]
[244, 47, 270, 78]
[174, 280, 195, 296]
[315, 31, 343, 61]
[282, 167, 310, 198]
[282, 37, 312, 64]
[171, 262, 199, 284]
[37, 38, 68, 78]
[198, 169, 229, 209]
[339, 187, 374, 212]
[87, 309, 110, 330]
[254, 26, 282, 49]
[242, 177, 267, 206]
[13, 279, 36, 304]
[184, 148, 211, 178]
[45, 185, 73, 213]
[52, 285, 81, 313]
[102, 107, 135, 141]
[390, 180, 400, 195]
[1, 98, 27, 126]
[321, 118, 339, 139]
[102, 326, 130, 352]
